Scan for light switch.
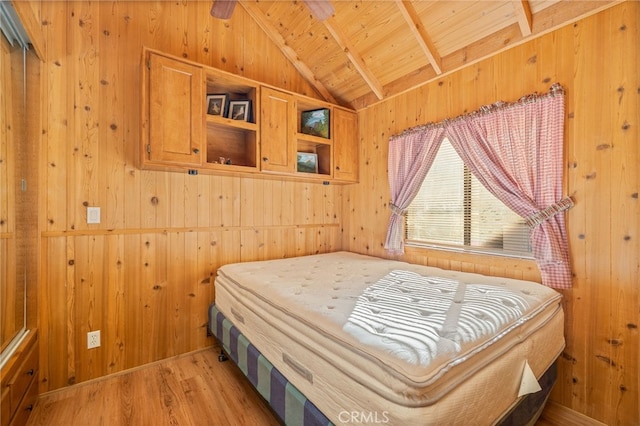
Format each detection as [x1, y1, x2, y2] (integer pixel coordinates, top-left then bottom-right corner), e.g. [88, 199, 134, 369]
[87, 207, 101, 224]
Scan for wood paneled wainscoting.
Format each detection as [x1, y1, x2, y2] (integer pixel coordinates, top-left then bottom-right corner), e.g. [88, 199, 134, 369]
[40, 204, 341, 390]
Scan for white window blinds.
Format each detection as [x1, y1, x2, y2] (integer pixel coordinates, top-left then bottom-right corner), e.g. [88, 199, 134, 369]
[406, 138, 532, 257]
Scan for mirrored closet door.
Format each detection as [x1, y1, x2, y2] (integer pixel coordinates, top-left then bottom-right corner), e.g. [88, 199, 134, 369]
[0, 1, 36, 365]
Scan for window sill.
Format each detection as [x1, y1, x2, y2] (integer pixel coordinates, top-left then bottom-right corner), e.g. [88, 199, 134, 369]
[405, 241, 535, 261]
[402, 244, 541, 283]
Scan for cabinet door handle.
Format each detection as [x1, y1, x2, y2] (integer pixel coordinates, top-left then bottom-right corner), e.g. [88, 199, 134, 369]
[335, 166, 341, 171]
[262, 157, 269, 162]
[27, 369, 35, 376]
[193, 148, 200, 154]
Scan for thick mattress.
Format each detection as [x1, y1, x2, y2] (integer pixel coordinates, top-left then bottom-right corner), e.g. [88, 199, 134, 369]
[214, 251, 564, 425]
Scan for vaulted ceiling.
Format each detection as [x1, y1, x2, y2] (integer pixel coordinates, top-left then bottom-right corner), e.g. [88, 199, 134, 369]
[232, 0, 622, 109]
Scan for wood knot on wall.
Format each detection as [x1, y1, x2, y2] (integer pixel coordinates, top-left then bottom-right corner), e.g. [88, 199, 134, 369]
[595, 354, 616, 367]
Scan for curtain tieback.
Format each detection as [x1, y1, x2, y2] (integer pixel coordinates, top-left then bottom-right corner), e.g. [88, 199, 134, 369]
[525, 196, 574, 228]
[389, 202, 407, 216]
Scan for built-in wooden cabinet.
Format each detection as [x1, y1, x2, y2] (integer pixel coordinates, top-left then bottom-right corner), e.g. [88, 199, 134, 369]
[145, 52, 204, 168]
[260, 86, 296, 174]
[332, 107, 359, 182]
[141, 48, 358, 183]
[1, 331, 38, 426]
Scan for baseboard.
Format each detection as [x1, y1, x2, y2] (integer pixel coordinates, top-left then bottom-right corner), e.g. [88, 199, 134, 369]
[539, 401, 608, 426]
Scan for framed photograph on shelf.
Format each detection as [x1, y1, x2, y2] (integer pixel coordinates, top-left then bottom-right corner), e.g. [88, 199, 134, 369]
[296, 152, 318, 174]
[228, 100, 251, 121]
[206, 94, 227, 116]
[300, 108, 330, 139]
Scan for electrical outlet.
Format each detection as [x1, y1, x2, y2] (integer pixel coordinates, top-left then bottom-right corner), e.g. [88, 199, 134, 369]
[87, 330, 101, 349]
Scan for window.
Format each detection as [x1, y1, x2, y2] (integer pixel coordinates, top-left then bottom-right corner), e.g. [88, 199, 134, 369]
[406, 138, 532, 257]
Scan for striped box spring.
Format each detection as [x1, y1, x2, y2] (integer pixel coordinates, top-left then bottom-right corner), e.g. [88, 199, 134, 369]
[209, 304, 332, 426]
[208, 303, 556, 426]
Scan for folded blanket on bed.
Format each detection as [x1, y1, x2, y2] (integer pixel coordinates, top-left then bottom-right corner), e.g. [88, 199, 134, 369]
[343, 269, 531, 366]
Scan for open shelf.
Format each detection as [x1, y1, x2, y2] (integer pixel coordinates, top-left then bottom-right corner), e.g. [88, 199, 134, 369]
[205, 122, 257, 169]
[204, 69, 259, 171]
[296, 98, 333, 178]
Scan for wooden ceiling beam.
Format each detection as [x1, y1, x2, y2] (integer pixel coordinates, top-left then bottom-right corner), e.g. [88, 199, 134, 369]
[322, 15, 385, 100]
[351, 0, 622, 110]
[239, 1, 338, 104]
[512, 0, 533, 36]
[395, 0, 442, 75]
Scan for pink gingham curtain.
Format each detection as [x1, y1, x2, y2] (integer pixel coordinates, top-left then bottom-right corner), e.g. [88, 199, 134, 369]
[384, 125, 447, 254]
[386, 84, 573, 289]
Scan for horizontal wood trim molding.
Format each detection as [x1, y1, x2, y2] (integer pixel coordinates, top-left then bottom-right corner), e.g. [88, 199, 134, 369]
[41, 223, 340, 238]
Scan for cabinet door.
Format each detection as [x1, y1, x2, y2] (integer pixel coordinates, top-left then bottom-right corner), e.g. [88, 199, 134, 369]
[147, 53, 204, 165]
[260, 87, 296, 173]
[333, 108, 358, 182]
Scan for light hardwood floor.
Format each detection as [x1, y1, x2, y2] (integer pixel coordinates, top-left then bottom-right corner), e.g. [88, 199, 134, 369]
[28, 346, 601, 426]
[27, 345, 279, 426]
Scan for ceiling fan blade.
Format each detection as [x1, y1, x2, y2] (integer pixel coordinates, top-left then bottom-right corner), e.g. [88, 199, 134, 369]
[210, 0, 237, 19]
[304, 0, 334, 21]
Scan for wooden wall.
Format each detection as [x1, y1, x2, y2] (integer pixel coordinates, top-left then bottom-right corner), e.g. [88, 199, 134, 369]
[345, 2, 639, 425]
[28, 1, 342, 392]
[14, 0, 639, 425]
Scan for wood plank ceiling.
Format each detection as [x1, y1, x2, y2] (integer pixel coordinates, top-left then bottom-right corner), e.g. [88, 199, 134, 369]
[234, 0, 622, 109]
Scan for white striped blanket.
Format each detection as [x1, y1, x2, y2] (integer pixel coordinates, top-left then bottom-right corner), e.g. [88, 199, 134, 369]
[343, 269, 530, 366]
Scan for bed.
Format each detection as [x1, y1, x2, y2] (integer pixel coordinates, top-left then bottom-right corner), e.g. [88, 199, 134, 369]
[208, 251, 564, 425]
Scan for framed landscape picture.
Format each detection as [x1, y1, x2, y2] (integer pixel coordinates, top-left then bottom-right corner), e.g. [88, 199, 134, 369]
[300, 108, 329, 139]
[296, 152, 318, 173]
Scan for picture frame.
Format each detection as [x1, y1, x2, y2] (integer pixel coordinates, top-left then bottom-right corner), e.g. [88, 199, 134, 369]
[228, 100, 251, 121]
[206, 94, 227, 116]
[296, 152, 318, 174]
[300, 108, 330, 139]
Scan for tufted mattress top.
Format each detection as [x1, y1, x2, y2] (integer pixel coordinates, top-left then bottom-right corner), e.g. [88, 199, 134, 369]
[214, 251, 564, 423]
